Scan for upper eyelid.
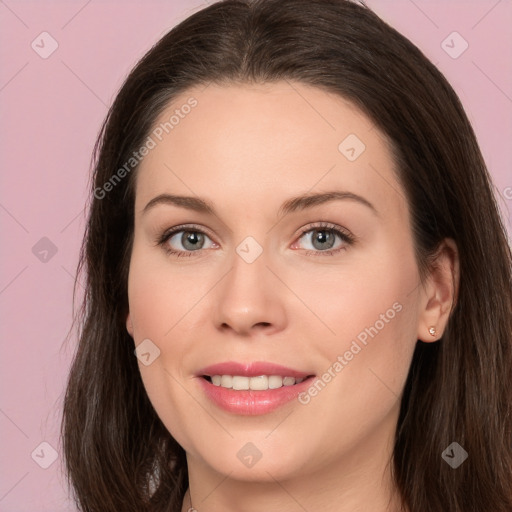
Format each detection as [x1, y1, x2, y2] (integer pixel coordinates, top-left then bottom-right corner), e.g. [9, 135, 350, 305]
[163, 221, 345, 235]
[297, 221, 349, 235]
[161, 223, 217, 242]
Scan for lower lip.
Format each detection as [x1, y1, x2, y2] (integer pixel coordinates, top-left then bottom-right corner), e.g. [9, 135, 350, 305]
[197, 376, 315, 415]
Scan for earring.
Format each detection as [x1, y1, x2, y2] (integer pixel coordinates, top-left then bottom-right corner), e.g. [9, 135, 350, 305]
[428, 326, 437, 337]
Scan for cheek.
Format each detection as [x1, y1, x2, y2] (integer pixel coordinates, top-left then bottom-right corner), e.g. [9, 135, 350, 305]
[126, 248, 216, 450]
[330, 300, 417, 402]
[287, 239, 419, 357]
[127, 246, 206, 340]
[292, 289, 417, 469]
[293, 243, 419, 415]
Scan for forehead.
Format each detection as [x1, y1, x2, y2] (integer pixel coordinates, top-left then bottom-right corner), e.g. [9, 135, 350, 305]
[134, 81, 406, 219]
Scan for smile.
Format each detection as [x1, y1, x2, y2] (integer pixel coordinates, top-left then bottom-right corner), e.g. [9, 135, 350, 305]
[196, 361, 316, 415]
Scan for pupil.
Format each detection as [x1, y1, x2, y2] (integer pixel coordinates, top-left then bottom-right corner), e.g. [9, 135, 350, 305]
[313, 229, 334, 250]
[183, 231, 203, 250]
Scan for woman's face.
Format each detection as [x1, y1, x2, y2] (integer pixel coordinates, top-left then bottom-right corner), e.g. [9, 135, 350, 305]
[126, 82, 434, 484]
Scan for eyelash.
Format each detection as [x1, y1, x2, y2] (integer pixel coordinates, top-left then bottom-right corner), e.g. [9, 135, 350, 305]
[156, 222, 355, 258]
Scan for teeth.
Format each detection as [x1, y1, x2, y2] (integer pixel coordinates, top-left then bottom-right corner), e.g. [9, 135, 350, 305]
[283, 376, 295, 386]
[220, 375, 232, 388]
[248, 375, 268, 390]
[268, 375, 283, 389]
[209, 375, 306, 390]
[233, 376, 250, 390]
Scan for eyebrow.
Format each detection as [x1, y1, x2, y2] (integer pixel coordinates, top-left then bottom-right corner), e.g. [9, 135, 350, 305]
[142, 190, 379, 217]
[278, 191, 378, 217]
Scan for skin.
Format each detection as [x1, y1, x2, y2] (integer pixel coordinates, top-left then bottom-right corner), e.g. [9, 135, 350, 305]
[125, 81, 459, 512]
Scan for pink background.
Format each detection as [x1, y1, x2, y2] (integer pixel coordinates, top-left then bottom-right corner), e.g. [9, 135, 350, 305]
[1, 1, 511, 510]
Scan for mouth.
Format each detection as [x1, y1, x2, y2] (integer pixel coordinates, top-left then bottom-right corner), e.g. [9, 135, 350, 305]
[196, 361, 316, 415]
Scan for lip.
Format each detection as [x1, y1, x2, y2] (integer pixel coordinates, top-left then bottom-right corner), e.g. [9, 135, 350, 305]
[196, 361, 316, 415]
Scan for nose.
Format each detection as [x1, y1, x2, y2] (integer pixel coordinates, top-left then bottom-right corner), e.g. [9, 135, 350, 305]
[213, 247, 287, 337]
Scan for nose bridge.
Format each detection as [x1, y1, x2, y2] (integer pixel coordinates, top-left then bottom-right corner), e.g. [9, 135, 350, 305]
[225, 236, 271, 306]
[229, 237, 270, 292]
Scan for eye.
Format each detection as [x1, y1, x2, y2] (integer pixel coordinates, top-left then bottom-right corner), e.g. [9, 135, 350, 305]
[292, 222, 355, 256]
[156, 221, 355, 258]
[157, 224, 217, 257]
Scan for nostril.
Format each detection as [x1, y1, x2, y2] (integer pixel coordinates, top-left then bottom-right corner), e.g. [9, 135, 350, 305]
[258, 322, 271, 327]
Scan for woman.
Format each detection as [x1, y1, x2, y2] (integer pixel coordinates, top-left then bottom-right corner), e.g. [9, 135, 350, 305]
[61, 0, 512, 511]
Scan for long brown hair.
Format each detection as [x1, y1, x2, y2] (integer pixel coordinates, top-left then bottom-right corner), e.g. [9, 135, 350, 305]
[61, 0, 512, 510]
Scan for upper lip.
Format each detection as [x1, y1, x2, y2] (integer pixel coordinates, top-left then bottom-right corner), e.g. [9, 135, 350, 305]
[197, 361, 314, 379]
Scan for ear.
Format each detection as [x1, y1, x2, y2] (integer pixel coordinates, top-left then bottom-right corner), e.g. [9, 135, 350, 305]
[417, 238, 459, 342]
[126, 312, 134, 337]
